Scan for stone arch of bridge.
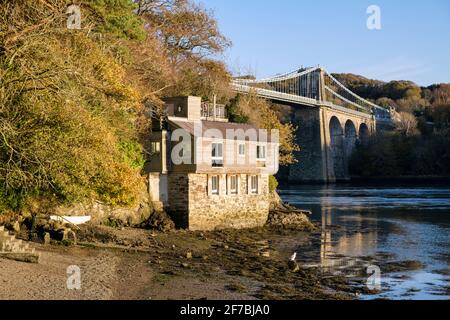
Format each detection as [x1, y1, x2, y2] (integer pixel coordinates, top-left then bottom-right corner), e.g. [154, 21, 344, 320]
[329, 116, 345, 180]
[359, 123, 370, 145]
[344, 120, 357, 157]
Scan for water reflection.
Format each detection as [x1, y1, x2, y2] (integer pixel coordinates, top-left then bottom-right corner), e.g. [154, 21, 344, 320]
[308, 204, 379, 277]
[280, 184, 450, 299]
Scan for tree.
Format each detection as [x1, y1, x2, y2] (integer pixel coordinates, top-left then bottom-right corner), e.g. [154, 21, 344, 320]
[396, 96, 430, 113]
[133, 0, 232, 102]
[136, 0, 230, 60]
[226, 94, 299, 165]
[375, 97, 397, 109]
[0, 0, 148, 210]
[430, 84, 450, 106]
[432, 104, 450, 128]
[394, 112, 419, 136]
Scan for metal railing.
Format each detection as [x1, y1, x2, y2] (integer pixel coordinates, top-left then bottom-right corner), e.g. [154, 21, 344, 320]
[201, 103, 227, 120]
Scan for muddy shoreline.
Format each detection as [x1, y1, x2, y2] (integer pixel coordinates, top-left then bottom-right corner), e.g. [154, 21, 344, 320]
[1, 206, 437, 300]
[77, 224, 364, 300]
[0, 223, 366, 300]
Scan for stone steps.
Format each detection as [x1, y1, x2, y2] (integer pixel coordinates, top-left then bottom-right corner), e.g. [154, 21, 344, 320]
[0, 225, 40, 263]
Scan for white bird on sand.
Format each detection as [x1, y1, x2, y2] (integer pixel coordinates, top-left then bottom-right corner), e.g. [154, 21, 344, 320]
[288, 252, 300, 272]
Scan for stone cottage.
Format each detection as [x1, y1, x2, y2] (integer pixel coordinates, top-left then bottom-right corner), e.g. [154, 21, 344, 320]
[146, 96, 280, 231]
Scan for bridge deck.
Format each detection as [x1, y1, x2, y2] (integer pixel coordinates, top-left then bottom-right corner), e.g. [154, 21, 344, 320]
[231, 83, 374, 120]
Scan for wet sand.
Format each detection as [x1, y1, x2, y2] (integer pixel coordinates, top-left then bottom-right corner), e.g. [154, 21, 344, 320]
[0, 225, 357, 300]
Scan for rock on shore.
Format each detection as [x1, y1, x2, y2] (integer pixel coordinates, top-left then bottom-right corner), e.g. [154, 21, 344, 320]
[266, 195, 315, 230]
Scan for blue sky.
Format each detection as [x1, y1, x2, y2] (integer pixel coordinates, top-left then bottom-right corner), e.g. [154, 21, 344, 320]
[198, 0, 450, 86]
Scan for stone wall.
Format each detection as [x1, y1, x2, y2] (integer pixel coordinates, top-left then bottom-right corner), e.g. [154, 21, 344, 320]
[166, 173, 190, 227]
[288, 107, 326, 182]
[288, 105, 376, 183]
[187, 173, 270, 231]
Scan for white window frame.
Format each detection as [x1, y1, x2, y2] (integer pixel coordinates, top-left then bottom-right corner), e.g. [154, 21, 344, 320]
[211, 175, 220, 195]
[238, 143, 246, 157]
[228, 175, 238, 195]
[256, 144, 266, 160]
[151, 141, 161, 154]
[250, 175, 258, 194]
[211, 141, 224, 166]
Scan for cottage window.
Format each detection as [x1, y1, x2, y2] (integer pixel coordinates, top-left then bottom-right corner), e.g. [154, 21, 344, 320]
[250, 175, 258, 194]
[211, 142, 223, 167]
[151, 141, 161, 154]
[229, 175, 238, 195]
[238, 143, 246, 156]
[211, 175, 220, 195]
[256, 145, 266, 160]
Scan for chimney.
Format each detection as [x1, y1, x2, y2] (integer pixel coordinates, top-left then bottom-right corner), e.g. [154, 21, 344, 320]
[163, 96, 202, 121]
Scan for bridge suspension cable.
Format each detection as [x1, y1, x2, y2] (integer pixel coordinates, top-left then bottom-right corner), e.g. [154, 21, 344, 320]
[231, 65, 390, 117]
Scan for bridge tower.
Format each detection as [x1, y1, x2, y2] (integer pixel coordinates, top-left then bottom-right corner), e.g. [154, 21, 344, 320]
[231, 66, 385, 183]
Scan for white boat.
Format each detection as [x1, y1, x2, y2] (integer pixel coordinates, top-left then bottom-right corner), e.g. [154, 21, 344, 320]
[50, 215, 91, 225]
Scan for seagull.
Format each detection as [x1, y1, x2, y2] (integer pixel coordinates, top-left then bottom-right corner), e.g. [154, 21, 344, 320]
[288, 252, 300, 272]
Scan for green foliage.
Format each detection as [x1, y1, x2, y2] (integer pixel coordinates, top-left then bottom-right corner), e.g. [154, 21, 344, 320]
[226, 95, 250, 123]
[55, 239, 74, 247]
[0, 189, 22, 211]
[269, 175, 279, 193]
[89, 0, 146, 40]
[119, 141, 145, 169]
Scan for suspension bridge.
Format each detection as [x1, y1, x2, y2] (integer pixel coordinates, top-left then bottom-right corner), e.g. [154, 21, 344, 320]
[231, 66, 392, 183]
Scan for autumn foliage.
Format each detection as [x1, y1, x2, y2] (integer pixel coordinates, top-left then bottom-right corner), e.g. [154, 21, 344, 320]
[226, 93, 299, 166]
[0, 0, 149, 210]
[0, 0, 298, 212]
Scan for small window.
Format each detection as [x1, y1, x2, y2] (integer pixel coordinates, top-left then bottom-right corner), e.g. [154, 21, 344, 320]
[212, 142, 223, 167]
[250, 175, 258, 194]
[256, 145, 266, 160]
[229, 175, 238, 195]
[238, 144, 245, 156]
[211, 175, 219, 195]
[151, 141, 161, 154]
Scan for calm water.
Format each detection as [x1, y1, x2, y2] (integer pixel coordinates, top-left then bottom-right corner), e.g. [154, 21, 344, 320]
[278, 184, 450, 300]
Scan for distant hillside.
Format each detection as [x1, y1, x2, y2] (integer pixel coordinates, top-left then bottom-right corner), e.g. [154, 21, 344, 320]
[334, 74, 450, 178]
[332, 73, 450, 124]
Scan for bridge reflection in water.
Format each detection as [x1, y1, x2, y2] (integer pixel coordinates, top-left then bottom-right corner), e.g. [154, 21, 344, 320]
[294, 194, 379, 277]
[319, 207, 378, 276]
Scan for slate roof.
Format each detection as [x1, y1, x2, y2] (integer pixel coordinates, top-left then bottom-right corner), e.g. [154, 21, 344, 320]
[167, 118, 277, 142]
